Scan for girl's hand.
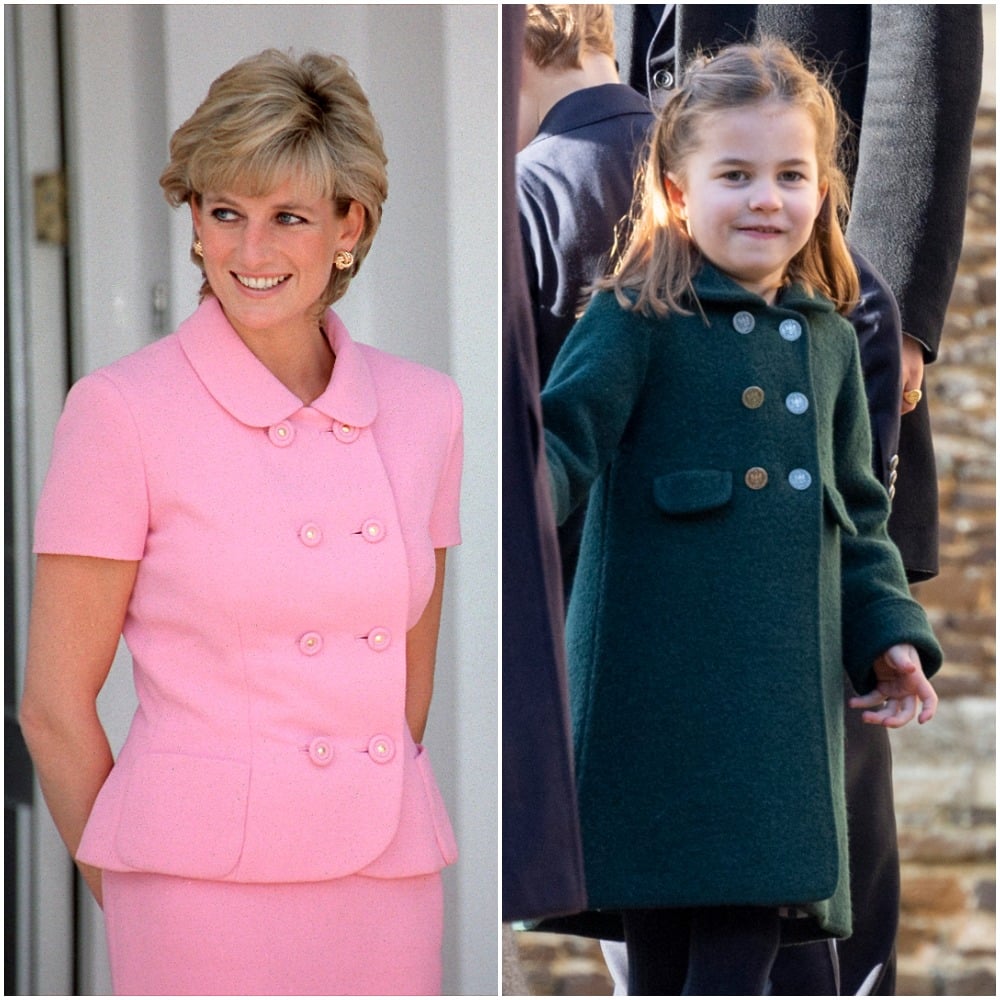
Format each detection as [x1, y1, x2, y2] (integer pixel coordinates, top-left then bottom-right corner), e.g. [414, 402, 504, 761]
[849, 644, 938, 727]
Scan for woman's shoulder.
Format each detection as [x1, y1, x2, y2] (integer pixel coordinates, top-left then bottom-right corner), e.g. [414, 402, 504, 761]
[358, 343, 462, 417]
[65, 335, 188, 411]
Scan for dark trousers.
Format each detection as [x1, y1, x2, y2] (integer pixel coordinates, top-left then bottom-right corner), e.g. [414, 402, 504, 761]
[769, 687, 900, 996]
[623, 906, 782, 995]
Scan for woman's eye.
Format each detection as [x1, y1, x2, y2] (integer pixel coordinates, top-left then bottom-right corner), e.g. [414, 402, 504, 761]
[277, 212, 306, 225]
[210, 207, 239, 222]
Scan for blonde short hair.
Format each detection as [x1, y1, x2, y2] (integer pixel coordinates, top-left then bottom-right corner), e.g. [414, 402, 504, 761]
[523, 5, 616, 71]
[160, 49, 388, 307]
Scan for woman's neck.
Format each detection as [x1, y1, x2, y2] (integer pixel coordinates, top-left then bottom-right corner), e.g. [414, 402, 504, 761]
[236, 318, 335, 405]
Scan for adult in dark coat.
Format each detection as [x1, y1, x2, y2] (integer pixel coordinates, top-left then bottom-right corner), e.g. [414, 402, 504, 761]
[601, 6, 982, 994]
[501, 3, 587, 924]
[517, 15, 655, 595]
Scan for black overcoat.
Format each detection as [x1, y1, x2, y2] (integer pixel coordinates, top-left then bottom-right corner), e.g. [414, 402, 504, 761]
[501, 4, 587, 923]
[542, 267, 943, 939]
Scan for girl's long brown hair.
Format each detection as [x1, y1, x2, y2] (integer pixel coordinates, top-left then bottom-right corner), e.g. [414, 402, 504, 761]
[597, 39, 859, 317]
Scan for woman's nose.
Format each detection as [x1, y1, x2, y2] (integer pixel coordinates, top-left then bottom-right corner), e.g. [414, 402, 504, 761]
[239, 219, 273, 262]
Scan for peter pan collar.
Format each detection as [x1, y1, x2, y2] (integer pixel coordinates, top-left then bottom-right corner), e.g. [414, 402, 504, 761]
[691, 262, 837, 316]
[177, 297, 378, 429]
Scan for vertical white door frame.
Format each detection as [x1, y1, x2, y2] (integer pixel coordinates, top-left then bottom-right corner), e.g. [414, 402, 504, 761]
[6, 4, 75, 994]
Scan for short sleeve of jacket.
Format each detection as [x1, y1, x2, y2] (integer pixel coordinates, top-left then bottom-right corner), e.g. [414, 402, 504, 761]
[34, 372, 148, 560]
[427, 375, 463, 549]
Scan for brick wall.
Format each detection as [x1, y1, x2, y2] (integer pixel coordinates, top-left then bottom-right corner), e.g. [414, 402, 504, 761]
[510, 95, 996, 1000]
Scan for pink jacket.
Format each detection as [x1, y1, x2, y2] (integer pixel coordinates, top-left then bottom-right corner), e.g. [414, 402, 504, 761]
[34, 298, 462, 882]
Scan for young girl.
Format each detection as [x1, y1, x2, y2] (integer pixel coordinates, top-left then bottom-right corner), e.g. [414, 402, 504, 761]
[541, 40, 942, 995]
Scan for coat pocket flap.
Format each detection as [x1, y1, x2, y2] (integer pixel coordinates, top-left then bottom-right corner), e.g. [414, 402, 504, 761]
[653, 469, 733, 516]
[823, 484, 858, 536]
[116, 753, 249, 878]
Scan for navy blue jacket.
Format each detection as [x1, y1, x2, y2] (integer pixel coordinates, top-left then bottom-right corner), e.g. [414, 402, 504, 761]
[518, 83, 654, 385]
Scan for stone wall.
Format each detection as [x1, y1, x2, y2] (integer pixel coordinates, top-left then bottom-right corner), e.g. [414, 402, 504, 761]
[511, 96, 996, 1000]
[889, 100, 996, 997]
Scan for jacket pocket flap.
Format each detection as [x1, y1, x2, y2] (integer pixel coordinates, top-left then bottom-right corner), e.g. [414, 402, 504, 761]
[116, 753, 248, 878]
[823, 484, 858, 536]
[653, 469, 733, 516]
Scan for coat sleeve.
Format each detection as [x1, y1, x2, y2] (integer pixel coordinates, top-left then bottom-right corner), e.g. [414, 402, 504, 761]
[541, 293, 651, 525]
[832, 332, 944, 693]
[845, 5, 982, 359]
[34, 371, 149, 560]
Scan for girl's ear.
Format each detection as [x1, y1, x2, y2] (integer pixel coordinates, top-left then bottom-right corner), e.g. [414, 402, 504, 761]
[663, 172, 688, 221]
[815, 178, 830, 220]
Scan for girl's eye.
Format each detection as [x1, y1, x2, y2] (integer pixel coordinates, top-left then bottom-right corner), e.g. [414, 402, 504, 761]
[780, 171, 806, 183]
[721, 170, 748, 182]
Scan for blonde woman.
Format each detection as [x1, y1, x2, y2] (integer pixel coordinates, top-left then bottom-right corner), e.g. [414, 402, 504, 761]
[21, 49, 461, 995]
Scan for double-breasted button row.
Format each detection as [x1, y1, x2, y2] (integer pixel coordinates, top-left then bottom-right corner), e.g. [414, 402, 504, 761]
[740, 386, 810, 414]
[744, 467, 813, 491]
[297, 519, 386, 548]
[267, 420, 362, 447]
[296, 627, 392, 655]
[306, 734, 397, 767]
[731, 312, 804, 343]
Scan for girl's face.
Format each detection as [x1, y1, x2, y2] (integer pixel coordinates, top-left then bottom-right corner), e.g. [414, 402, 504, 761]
[665, 102, 828, 304]
[191, 177, 364, 347]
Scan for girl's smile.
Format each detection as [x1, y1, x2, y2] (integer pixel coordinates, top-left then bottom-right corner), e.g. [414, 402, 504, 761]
[665, 101, 828, 303]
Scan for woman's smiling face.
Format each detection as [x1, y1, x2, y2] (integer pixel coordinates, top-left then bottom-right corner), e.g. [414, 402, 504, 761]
[191, 177, 363, 344]
[665, 101, 828, 303]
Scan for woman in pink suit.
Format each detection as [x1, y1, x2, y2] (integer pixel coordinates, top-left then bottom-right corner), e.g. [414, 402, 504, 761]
[19, 49, 462, 996]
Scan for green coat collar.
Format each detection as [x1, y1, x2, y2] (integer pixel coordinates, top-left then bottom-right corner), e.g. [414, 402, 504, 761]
[689, 261, 837, 317]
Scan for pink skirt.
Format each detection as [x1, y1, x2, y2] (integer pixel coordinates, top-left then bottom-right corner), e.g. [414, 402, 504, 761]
[102, 869, 443, 995]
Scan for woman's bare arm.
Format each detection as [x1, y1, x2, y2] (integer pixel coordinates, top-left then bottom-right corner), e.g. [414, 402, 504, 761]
[19, 553, 138, 906]
[405, 548, 448, 745]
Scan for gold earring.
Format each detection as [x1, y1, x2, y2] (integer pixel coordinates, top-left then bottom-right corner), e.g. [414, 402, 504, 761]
[333, 249, 354, 271]
[193, 239, 204, 258]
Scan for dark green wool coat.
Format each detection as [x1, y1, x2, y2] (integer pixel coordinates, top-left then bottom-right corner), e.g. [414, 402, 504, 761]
[542, 266, 943, 940]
